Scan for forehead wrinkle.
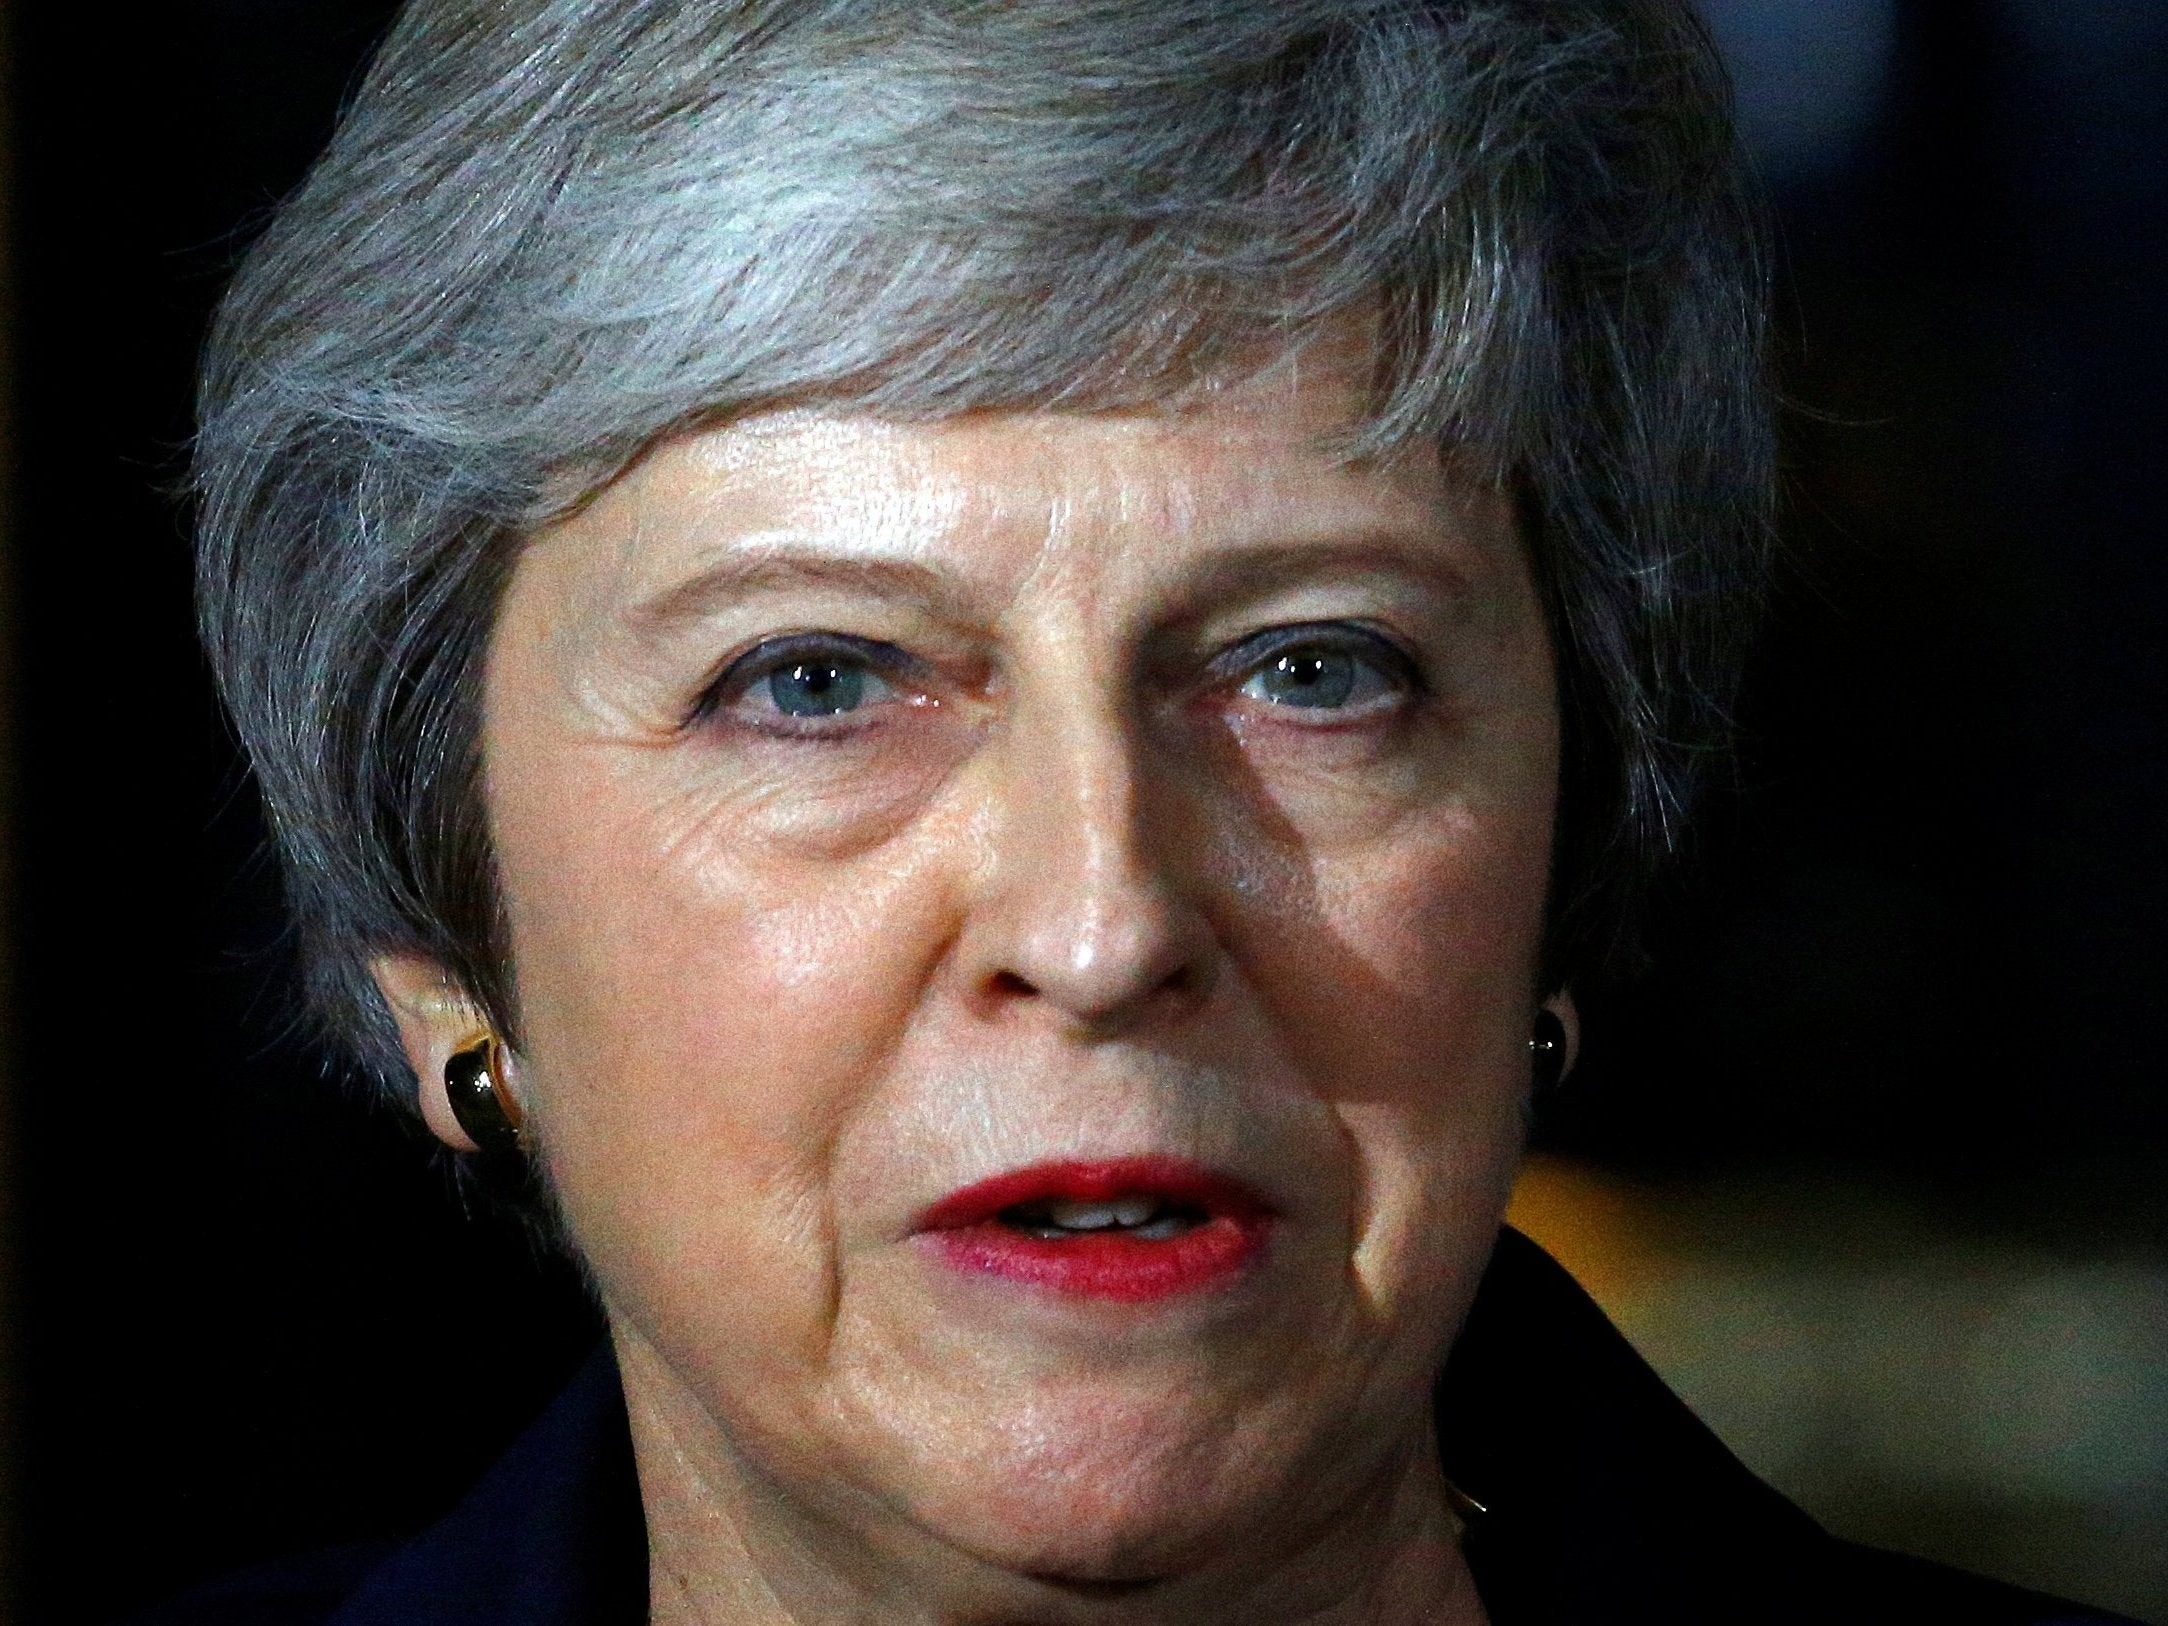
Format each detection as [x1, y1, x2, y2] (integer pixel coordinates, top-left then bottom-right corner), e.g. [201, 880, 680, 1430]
[629, 412, 981, 564]
[591, 436, 998, 639]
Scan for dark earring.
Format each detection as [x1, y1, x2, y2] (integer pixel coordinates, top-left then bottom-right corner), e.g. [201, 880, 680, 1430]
[1528, 1007, 1568, 1097]
[445, 1034, 524, 1158]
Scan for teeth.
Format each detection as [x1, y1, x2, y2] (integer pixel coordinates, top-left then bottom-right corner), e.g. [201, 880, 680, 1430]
[1046, 1197, 1159, 1230]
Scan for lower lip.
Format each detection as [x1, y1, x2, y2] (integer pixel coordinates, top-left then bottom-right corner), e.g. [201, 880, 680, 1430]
[916, 1158, 1272, 1303]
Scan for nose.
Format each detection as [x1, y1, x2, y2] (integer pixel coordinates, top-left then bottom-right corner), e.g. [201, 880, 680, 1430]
[956, 690, 1217, 1035]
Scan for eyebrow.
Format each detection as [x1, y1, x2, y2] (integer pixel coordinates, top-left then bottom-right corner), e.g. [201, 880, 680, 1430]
[1154, 535, 1479, 620]
[623, 525, 1481, 645]
[624, 551, 974, 637]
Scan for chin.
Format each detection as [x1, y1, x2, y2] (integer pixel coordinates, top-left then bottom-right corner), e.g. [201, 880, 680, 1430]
[866, 1367, 1359, 1585]
[907, 1439, 1277, 1582]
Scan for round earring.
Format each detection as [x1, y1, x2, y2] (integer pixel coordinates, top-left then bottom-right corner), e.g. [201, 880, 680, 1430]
[1528, 1007, 1568, 1097]
[444, 1033, 524, 1157]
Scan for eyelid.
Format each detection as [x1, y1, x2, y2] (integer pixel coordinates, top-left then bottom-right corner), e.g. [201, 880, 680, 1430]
[688, 631, 919, 725]
[1209, 621, 1426, 691]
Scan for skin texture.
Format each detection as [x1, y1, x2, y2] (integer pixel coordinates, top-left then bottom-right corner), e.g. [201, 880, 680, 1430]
[377, 330, 1563, 1626]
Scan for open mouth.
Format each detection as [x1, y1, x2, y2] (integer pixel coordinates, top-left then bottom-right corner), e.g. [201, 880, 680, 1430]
[915, 1157, 1274, 1302]
[996, 1194, 1211, 1241]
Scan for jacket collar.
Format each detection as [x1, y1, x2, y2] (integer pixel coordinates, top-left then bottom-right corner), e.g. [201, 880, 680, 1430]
[1440, 1229, 1832, 1620]
[326, 1336, 644, 1625]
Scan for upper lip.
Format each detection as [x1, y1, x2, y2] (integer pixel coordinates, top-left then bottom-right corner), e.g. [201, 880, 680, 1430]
[914, 1155, 1276, 1233]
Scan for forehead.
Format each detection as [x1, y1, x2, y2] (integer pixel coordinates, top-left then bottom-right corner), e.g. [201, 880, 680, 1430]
[537, 325, 1485, 610]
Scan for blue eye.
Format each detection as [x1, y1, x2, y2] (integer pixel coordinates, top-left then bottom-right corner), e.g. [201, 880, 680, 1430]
[1234, 632, 1409, 712]
[767, 659, 872, 717]
[1248, 649, 1359, 708]
[698, 635, 907, 732]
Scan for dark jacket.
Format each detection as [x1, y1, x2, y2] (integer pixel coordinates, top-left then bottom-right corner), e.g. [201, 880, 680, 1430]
[135, 1229, 2146, 1625]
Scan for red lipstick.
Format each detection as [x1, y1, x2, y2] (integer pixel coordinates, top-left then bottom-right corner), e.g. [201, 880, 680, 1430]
[915, 1156, 1273, 1302]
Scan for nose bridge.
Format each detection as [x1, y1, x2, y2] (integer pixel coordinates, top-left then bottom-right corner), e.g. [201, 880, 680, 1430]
[1033, 685, 1149, 926]
[968, 646, 1209, 1025]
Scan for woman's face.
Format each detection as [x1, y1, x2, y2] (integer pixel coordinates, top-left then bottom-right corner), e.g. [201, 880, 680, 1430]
[390, 334, 1558, 1589]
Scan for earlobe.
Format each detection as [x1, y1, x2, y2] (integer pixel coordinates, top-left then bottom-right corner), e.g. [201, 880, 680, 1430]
[369, 954, 510, 1152]
[1528, 989, 1581, 1098]
[442, 1033, 527, 1158]
[1549, 988, 1581, 1077]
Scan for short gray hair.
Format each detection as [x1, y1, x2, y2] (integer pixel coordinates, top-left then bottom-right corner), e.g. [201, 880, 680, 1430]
[195, 0, 1770, 1091]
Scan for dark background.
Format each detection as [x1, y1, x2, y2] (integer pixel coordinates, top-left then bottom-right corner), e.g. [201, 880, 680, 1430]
[4, 1, 2164, 1620]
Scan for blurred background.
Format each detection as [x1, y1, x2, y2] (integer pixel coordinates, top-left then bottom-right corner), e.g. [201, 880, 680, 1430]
[0, 0, 2163, 1620]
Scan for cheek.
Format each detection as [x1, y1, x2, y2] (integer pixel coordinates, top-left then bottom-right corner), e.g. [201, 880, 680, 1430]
[488, 743, 961, 1365]
[1231, 785, 1554, 1314]
[1301, 812, 1549, 1093]
[1221, 692, 1557, 1112]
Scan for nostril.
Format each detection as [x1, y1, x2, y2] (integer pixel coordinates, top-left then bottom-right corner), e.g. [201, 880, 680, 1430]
[1156, 952, 1213, 1006]
[989, 969, 1039, 999]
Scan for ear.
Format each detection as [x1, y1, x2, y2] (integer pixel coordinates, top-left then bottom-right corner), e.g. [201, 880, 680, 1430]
[371, 954, 506, 1152]
[1544, 987, 1582, 1079]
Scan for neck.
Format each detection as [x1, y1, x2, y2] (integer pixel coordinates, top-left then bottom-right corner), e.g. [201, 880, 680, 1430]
[615, 1326, 1490, 1626]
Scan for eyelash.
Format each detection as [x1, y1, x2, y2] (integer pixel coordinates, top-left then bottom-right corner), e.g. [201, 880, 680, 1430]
[1211, 622, 1427, 715]
[685, 621, 1426, 739]
[687, 632, 918, 735]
